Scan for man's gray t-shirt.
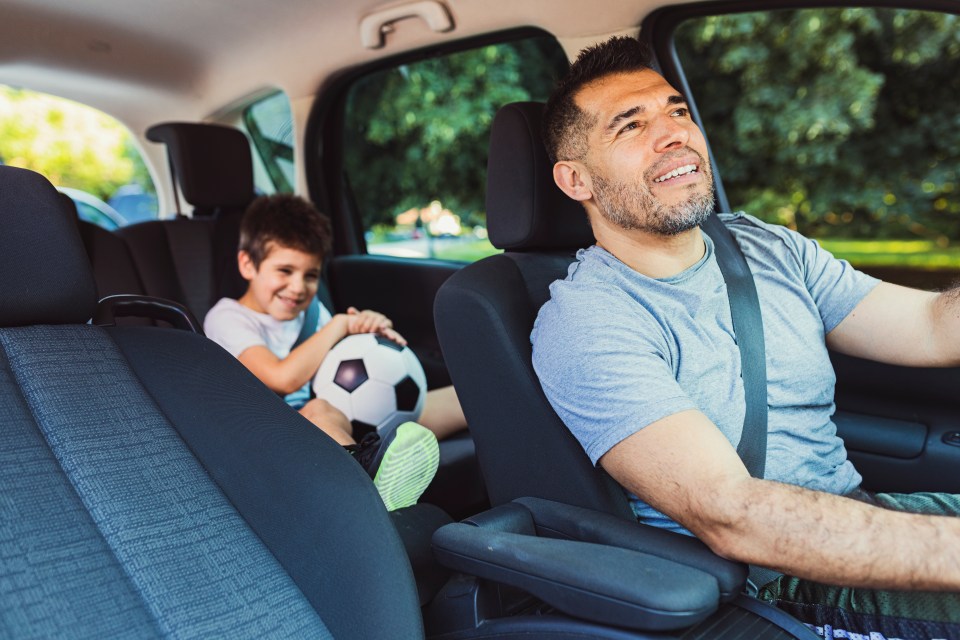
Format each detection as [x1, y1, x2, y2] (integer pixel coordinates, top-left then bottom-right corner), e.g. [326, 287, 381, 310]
[531, 213, 881, 535]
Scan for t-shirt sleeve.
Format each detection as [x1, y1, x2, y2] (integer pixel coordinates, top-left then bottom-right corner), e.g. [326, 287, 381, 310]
[532, 286, 697, 466]
[203, 301, 268, 358]
[775, 223, 880, 333]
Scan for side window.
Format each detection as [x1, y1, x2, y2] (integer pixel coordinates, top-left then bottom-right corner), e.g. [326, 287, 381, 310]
[673, 8, 960, 289]
[340, 34, 569, 261]
[243, 90, 295, 194]
[0, 85, 158, 229]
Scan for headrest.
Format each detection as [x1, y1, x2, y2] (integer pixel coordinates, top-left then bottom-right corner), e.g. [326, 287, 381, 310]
[146, 122, 255, 212]
[486, 102, 594, 252]
[0, 166, 97, 326]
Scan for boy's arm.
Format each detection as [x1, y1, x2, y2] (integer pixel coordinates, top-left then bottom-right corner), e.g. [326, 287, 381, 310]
[239, 314, 350, 395]
[600, 409, 960, 590]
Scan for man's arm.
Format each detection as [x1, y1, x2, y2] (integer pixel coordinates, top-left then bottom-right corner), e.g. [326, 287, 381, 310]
[600, 409, 960, 590]
[827, 281, 960, 367]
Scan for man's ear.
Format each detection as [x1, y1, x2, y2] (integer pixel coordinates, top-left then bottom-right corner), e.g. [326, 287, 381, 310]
[237, 250, 257, 280]
[553, 161, 593, 202]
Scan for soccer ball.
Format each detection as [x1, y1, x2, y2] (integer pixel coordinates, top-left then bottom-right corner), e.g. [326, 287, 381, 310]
[312, 333, 427, 434]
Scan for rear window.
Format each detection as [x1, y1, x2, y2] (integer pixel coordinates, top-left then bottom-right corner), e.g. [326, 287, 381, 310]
[340, 34, 569, 262]
[0, 84, 158, 229]
[243, 91, 295, 194]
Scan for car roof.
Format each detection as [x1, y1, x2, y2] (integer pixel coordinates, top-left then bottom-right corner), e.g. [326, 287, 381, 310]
[0, 0, 686, 131]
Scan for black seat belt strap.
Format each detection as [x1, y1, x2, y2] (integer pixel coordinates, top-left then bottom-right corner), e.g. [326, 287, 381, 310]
[702, 214, 768, 479]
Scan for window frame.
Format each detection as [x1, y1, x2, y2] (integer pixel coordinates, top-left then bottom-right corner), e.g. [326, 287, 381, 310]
[304, 27, 566, 258]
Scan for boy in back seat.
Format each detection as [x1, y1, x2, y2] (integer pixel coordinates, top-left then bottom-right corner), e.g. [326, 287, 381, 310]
[204, 194, 467, 511]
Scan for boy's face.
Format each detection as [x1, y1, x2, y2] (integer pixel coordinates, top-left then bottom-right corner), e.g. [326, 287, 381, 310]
[238, 243, 321, 321]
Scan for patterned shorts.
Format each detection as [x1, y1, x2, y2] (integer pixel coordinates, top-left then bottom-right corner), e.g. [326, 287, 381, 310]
[758, 492, 960, 640]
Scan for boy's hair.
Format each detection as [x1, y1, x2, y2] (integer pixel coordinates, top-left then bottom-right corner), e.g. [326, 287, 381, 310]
[542, 36, 654, 164]
[239, 194, 333, 267]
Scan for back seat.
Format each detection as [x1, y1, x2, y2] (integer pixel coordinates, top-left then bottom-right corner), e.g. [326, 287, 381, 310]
[74, 121, 486, 518]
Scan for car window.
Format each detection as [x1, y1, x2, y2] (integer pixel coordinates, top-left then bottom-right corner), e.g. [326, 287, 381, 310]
[673, 7, 960, 290]
[0, 84, 158, 229]
[339, 33, 569, 261]
[243, 91, 295, 194]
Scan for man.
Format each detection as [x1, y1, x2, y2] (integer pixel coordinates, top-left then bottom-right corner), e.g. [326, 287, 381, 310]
[531, 35, 960, 639]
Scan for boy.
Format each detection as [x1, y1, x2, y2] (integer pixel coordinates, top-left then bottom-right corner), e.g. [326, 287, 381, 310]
[205, 194, 467, 510]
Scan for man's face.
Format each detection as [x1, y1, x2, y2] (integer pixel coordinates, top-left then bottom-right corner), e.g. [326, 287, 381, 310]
[574, 69, 715, 235]
[238, 243, 321, 321]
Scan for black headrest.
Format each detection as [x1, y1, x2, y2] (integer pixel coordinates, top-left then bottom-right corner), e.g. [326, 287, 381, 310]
[146, 122, 255, 212]
[486, 102, 594, 252]
[0, 166, 97, 326]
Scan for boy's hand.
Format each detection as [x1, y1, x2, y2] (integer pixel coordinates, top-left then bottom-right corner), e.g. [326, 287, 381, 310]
[345, 307, 408, 346]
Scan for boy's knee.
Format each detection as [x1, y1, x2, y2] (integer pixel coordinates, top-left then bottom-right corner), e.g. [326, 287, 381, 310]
[300, 398, 351, 431]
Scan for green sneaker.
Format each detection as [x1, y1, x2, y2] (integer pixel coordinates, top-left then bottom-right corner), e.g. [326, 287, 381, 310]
[359, 422, 439, 511]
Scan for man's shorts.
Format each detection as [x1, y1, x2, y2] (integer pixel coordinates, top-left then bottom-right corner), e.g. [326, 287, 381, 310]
[758, 491, 960, 640]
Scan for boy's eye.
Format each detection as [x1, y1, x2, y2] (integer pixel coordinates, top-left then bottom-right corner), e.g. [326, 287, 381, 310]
[278, 268, 292, 275]
[305, 274, 319, 282]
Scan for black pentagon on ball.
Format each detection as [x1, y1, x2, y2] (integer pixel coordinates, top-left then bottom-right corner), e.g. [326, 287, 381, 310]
[334, 359, 368, 392]
[395, 376, 420, 412]
[375, 334, 405, 351]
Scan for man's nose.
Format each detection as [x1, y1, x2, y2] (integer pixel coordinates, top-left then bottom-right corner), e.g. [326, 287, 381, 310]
[651, 114, 690, 153]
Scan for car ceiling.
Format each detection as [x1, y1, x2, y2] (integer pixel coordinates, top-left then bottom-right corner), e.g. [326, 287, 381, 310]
[0, 0, 691, 133]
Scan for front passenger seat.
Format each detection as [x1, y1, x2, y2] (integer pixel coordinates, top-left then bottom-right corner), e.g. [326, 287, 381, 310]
[0, 165, 425, 638]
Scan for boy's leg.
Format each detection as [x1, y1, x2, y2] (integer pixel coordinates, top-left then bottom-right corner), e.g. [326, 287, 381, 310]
[297, 398, 437, 511]
[351, 422, 439, 512]
[419, 385, 467, 440]
[759, 491, 960, 639]
[298, 398, 355, 445]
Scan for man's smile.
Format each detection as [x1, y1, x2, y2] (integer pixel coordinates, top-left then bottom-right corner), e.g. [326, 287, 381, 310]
[653, 163, 698, 184]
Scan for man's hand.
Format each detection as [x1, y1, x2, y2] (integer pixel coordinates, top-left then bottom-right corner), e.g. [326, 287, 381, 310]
[345, 306, 407, 346]
[600, 409, 960, 591]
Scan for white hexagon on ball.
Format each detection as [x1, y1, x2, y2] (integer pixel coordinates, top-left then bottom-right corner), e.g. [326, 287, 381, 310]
[312, 333, 427, 434]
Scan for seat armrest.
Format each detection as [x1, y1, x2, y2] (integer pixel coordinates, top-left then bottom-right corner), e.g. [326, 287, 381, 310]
[432, 517, 720, 631]
[509, 497, 748, 600]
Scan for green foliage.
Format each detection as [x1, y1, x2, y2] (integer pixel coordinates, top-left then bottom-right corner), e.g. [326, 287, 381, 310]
[343, 36, 568, 228]
[675, 8, 960, 242]
[0, 86, 153, 199]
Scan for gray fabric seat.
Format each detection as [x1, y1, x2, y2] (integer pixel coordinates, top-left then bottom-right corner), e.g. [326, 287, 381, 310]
[0, 165, 424, 638]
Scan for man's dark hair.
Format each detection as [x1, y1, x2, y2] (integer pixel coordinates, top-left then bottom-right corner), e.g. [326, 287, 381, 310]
[239, 194, 333, 267]
[542, 36, 654, 164]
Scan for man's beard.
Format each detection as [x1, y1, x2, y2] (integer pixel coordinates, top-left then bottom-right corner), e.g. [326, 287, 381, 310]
[591, 150, 716, 236]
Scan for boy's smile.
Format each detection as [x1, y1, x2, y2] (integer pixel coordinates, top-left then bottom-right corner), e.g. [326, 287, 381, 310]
[237, 243, 321, 321]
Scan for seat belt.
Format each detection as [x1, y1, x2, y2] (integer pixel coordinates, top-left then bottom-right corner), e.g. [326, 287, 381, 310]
[702, 214, 768, 479]
[293, 297, 320, 350]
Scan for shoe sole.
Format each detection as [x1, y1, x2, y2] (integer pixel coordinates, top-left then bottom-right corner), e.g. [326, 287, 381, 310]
[373, 421, 439, 512]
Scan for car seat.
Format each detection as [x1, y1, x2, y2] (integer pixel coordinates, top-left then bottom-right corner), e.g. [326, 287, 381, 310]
[433, 102, 824, 637]
[0, 164, 427, 638]
[435, 101, 636, 515]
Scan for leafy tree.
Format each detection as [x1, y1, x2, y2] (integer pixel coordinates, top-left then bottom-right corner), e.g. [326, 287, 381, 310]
[675, 8, 960, 242]
[0, 86, 154, 200]
[343, 36, 567, 228]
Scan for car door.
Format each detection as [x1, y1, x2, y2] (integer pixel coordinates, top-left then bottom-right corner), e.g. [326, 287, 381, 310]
[645, 2, 960, 493]
[306, 30, 569, 388]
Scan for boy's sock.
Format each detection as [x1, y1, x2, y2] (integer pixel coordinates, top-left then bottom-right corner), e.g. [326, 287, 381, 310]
[346, 422, 439, 511]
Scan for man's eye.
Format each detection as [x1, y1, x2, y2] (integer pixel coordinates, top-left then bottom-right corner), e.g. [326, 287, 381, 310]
[672, 107, 689, 117]
[619, 121, 639, 135]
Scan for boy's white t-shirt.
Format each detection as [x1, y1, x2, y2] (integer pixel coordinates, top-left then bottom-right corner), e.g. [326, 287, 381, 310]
[204, 297, 333, 408]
